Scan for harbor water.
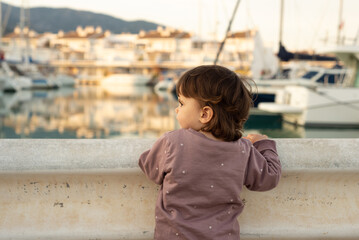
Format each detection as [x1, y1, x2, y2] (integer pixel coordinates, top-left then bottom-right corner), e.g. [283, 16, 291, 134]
[0, 85, 358, 139]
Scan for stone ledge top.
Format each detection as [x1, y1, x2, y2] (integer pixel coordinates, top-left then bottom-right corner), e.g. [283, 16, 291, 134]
[0, 138, 358, 173]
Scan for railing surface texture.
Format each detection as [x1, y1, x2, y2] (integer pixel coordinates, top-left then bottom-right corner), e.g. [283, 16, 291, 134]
[0, 139, 358, 240]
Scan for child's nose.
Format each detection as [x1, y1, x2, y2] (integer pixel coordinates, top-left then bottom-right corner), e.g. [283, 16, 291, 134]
[175, 107, 179, 114]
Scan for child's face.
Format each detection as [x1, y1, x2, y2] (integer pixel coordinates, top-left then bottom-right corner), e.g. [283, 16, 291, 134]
[175, 95, 203, 130]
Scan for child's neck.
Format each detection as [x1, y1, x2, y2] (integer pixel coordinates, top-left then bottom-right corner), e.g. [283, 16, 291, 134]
[199, 130, 224, 141]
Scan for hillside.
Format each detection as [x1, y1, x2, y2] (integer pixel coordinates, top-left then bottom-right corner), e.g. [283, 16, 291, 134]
[1, 2, 163, 34]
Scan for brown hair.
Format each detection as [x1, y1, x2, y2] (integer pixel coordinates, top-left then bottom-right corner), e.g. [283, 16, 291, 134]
[176, 65, 253, 141]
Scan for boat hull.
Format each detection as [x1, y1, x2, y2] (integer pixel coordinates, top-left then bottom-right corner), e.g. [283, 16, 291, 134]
[259, 86, 359, 127]
[101, 74, 152, 86]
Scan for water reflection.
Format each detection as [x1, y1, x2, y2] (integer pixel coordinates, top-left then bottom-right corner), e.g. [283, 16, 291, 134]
[0, 86, 358, 139]
[0, 86, 179, 138]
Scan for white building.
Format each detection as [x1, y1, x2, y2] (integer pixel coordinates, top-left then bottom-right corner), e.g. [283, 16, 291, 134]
[137, 26, 192, 63]
[1, 25, 277, 78]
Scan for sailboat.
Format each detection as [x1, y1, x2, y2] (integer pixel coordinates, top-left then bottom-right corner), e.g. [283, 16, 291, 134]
[1, 0, 73, 91]
[1, 61, 32, 92]
[0, 0, 17, 92]
[257, 60, 359, 127]
[258, 0, 359, 127]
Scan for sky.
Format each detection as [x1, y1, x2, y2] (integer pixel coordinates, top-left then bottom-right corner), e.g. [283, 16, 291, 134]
[3, 0, 359, 52]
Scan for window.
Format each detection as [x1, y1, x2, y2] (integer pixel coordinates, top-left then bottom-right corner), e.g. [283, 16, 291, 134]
[301, 71, 318, 79]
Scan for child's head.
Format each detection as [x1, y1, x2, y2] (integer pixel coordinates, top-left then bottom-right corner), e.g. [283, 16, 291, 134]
[176, 65, 253, 141]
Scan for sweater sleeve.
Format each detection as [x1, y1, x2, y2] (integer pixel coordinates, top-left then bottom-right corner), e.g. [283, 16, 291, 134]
[244, 139, 281, 191]
[138, 134, 169, 185]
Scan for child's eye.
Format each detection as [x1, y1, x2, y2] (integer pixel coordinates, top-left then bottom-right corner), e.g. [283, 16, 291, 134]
[178, 101, 183, 107]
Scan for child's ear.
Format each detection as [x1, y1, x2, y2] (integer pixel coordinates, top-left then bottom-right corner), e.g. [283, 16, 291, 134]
[200, 106, 213, 124]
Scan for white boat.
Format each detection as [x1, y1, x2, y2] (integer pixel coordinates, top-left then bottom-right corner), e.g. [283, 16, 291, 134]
[0, 75, 7, 93]
[101, 73, 152, 86]
[53, 74, 76, 87]
[1, 61, 32, 92]
[154, 78, 176, 92]
[251, 65, 350, 108]
[254, 65, 349, 89]
[258, 85, 359, 127]
[101, 84, 152, 97]
[1, 61, 58, 90]
[15, 63, 59, 89]
[258, 45, 359, 127]
[35, 65, 76, 87]
[251, 0, 349, 110]
[3, 75, 32, 92]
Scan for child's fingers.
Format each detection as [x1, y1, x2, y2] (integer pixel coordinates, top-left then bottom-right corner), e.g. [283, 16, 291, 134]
[244, 134, 268, 143]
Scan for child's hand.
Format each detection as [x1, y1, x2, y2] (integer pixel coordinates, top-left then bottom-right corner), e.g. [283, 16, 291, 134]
[243, 134, 268, 144]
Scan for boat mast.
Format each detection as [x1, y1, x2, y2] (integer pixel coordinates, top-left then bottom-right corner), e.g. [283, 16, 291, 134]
[214, 0, 241, 65]
[198, 0, 202, 39]
[20, 0, 30, 68]
[337, 0, 343, 45]
[20, 0, 25, 66]
[277, 0, 284, 77]
[279, 0, 284, 45]
[0, 0, 12, 60]
[0, 0, 2, 51]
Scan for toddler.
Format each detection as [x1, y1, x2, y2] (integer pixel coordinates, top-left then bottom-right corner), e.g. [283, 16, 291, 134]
[139, 65, 281, 239]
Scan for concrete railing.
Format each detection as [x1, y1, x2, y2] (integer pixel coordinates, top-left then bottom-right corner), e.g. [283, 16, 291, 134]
[0, 139, 358, 239]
